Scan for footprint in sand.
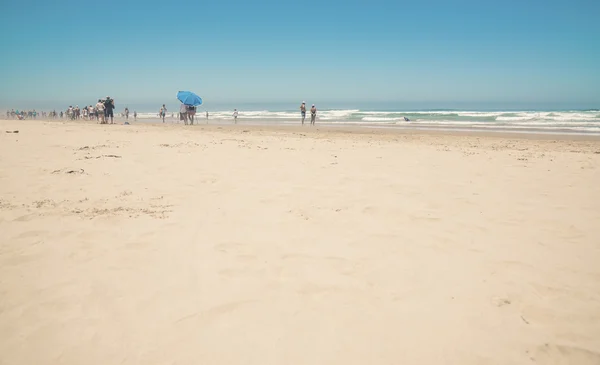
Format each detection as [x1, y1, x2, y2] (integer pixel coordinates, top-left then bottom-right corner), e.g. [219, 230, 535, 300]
[14, 230, 48, 239]
[175, 300, 256, 324]
[490, 296, 511, 307]
[13, 213, 38, 222]
[533, 343, 600, 365]
[4, 252, 44, 267]
[282, 253, 357, 276]
[214, 242, 255, 257]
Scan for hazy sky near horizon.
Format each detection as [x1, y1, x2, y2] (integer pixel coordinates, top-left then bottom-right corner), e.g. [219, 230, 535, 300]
[1, 0, 599, 109]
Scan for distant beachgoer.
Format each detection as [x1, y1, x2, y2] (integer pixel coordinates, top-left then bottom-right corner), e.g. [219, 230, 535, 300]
[233, 109, 238, 124]
[300, 101, 306, 125]
[206, 111, 209, 120]
[179, 103, 188, 125]
[104, 96, 115, 124]
[310, 104, 317, 125]
[404, 117, 410, 122]
[160, 104, 167, 123]
[96, 99, 106, 124]
[188, 105, 196, 125]
[124, 107, 129, 120]
[134, 111, 137, 121]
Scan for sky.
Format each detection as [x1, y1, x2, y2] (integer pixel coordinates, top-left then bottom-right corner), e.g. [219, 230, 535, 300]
[1, 0, 599, 110]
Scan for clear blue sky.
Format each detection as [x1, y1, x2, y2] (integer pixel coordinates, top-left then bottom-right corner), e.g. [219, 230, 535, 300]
[1, 0, 599, 110]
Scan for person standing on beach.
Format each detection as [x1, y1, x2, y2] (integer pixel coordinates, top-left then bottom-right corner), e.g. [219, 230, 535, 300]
[233, 109, 238, 124]
[188, 105, 196, 125]
[310, 104, 317, 126]
[134, 111, 137, 121]
[160, 104, 167, 123]
[206, 111, 209, 121]
[124, 107, 129, 120]
[179, 103, 188, 125]
[96, 99, 105, 124]
[104, 96, 115, 124]
[300, 101, 306, 125]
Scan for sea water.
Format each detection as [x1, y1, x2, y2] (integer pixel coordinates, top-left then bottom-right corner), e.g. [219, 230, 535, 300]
[131, 108, 600, 134]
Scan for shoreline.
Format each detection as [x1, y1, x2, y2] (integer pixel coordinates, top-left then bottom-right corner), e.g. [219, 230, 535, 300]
[10, 118, 600, 142]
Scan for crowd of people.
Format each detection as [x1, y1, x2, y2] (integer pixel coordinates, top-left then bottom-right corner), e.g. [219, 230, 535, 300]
[4, 96, 131, 124]
[5, 100, 319, 126]
[63, 96, 117, 124]
[5, 109, 59, 120]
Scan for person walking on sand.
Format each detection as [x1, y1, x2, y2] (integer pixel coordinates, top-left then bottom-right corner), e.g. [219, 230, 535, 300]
[310, 104, 317, 126]
[104, 96, 115, 124]
[96, 99, 106, 124]
[188, 105, 196, 125]
[179, 103, 188, 125]
[300, 101, 306, 125]
[233, 109, 238, 124]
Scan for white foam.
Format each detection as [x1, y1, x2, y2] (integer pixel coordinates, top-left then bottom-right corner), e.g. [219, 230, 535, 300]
[362, 117, 404, 122]
[496, 116, 533, 121]
[116, 108, 600, 134]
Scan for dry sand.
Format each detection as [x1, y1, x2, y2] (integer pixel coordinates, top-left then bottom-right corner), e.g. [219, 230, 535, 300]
[1, 119, 600, 364]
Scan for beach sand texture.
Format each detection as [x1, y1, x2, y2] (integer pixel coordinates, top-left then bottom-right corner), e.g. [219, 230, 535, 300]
[1, 120, 600, 364]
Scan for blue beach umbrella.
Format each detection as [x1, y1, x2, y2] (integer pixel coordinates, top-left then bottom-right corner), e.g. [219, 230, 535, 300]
[177, 91, 203, 106]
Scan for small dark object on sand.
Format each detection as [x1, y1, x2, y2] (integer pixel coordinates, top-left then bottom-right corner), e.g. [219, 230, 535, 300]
[5, 130, 19, 133]
[52, 168, 85, 174]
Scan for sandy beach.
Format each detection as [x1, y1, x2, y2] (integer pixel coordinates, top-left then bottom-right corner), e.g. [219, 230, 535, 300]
[1, 119, 599, 364]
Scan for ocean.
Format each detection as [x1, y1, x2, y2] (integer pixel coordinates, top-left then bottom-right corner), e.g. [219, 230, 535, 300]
[131, 109, 600, 134]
